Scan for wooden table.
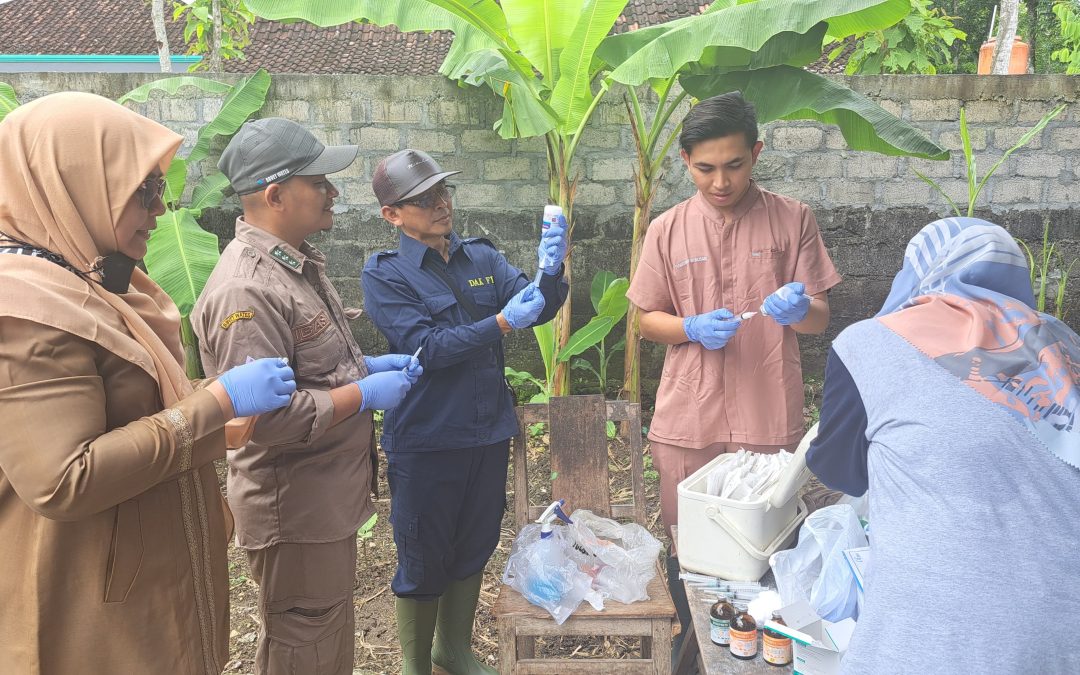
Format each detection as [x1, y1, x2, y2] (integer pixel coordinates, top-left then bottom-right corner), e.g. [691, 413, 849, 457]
[672, 580, 791, 674]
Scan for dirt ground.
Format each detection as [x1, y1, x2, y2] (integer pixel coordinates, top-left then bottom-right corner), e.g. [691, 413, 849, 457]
[218, 427, 667, 674]
[220, 390, 826, 674]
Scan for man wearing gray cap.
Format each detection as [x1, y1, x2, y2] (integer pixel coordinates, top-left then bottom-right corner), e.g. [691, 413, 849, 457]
[362, 149, 569, 674]
[192, 118, 423, 675]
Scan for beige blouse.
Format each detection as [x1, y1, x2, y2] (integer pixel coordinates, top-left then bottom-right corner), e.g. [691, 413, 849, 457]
[0, 317, 230, 675]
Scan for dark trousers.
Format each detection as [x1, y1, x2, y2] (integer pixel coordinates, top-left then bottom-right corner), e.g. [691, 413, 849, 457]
[386, 440, 510, 600]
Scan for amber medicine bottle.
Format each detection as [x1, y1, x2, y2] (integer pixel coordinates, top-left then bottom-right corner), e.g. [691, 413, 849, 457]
[709, 596, 736, 646]
[762, 611, 793, 666]
[728, 608, 758, 659]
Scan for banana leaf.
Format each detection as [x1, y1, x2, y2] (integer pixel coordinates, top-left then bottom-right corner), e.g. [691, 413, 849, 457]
[685, 23, 830, 74]
[501, 0, 581, 81]
[598, 0, 908, 85]
[145, 207, 221, 317]
[163, 158, 188, 207]
[187, 69, 271, 165]
[681, 65, 948, 159]
[589, 270, 618, 312]
[190, 171, 232, 214]
[557, 315, 616, 362]
[118, 76, 231, 104]
[596, 278, 629, 319]
[533, 321, 557, 384]
[548, 0, 629, 133]
[0, 82, 19, 123]
[245, 0, 511, 48]
[460, 49, 559, 138]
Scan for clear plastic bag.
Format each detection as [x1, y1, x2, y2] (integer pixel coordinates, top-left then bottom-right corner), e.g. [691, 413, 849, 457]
[566, 509, 663, 605]
[769, 503, 867, 622]
[501, 523, 602, 625]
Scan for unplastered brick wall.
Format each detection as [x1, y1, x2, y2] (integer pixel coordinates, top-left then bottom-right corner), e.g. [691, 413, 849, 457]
[6, 72, 1079, 385]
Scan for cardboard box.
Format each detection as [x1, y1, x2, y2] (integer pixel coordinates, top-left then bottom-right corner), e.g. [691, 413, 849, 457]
[764, 600, 856, 675]
[842, 546, 870, 591]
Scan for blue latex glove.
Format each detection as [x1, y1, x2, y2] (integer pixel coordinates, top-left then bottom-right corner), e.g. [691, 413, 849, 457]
[762, 282, 811, 326]
[356, 370, 414, 412]
[217, 357, 296, 417]
[502, 284, 546, 329]
[683, 308, 742, 350]
[538, 215, 568, 275]
[365, 353, 414, 374]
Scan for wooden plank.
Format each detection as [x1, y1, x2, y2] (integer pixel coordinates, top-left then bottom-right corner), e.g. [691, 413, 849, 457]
[498, 617, 517, 675]
[651, 619, 673, 674]
[550, 395, 611, 517]
[606, 399, 636, 421]
[494, 568, 675, 620]
[515, 659, 655, 674]
[513, 407, 531, 531]
[684, 583, 785, 673]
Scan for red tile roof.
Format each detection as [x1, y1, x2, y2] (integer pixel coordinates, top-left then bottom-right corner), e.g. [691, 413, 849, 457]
[0, 0, 840, 75]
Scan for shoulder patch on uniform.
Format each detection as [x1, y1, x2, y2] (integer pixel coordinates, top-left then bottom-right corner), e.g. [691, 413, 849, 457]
[221, 309, 255, 329]
[270, 245, 302, 270]
[460, 237, 496, 249]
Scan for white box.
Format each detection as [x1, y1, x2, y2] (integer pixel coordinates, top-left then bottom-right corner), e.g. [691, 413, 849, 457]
[765, 600, 856, 675]
[676, 425, 815, 581]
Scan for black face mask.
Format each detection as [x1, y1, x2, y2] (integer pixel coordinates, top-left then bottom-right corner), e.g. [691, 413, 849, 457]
[94, 252, 138, 294]
[0, 231, 136, 294]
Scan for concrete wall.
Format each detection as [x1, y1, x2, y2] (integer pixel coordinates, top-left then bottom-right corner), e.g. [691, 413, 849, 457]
[5, 72, 1079, 399]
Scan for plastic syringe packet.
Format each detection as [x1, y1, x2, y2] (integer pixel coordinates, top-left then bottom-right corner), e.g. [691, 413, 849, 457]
[705, 448, 793, 500]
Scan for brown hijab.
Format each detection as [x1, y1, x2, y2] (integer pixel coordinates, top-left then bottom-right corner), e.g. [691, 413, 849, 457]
[0, 92, 190, 406]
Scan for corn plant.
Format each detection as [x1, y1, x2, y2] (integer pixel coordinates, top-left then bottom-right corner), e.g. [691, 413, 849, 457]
[913, 103, 1066, 217]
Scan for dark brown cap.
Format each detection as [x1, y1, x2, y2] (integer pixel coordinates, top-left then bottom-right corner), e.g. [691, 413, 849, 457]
[372, 149, 460, 206]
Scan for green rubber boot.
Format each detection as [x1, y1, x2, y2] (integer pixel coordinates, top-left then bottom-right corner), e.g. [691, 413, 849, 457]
[431, 572, 496, 674]
[396, 596, 439, 675]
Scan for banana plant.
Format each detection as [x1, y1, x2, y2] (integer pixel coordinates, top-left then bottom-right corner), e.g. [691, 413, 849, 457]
[507, 270, 629, 402]
[595, 0, 951, 405]
[0, 82, 19, 123]
[120, 69, 272, 377]
[246, 0, 950, 400]
[246, 0, 629, 395]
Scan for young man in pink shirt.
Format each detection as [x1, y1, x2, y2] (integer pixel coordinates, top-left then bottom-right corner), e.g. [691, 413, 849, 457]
[626, 91, 842, 639]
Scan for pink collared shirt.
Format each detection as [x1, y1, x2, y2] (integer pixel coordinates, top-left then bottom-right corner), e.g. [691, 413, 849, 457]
[627, 183, 842, 448]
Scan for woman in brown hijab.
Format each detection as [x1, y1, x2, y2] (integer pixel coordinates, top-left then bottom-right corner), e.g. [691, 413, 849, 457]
[0, 92, 296, 674]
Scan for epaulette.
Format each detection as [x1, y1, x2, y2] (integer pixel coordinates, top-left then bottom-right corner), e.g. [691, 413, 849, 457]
[375, 250, 399, 258]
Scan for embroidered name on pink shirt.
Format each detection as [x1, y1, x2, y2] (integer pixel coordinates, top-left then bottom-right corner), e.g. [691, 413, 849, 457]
[673, 256, 708, 269]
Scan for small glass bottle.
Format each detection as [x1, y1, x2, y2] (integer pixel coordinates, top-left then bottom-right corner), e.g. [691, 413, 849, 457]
[762, 611, 793, 666]
[709, 596, 736, 646]
[728, 608, 758, 660]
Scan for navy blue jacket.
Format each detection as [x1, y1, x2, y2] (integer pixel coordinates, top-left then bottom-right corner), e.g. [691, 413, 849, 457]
[361, 231, 568, 452]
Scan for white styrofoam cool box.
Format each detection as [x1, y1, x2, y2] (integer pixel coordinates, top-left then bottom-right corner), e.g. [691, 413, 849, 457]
[676, 424, 816, 581]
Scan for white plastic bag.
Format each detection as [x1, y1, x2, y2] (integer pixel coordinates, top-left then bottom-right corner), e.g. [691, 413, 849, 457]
[502, 523, 603, 625]
[566, 510, 663, 604]
[769, 504, 867, 622]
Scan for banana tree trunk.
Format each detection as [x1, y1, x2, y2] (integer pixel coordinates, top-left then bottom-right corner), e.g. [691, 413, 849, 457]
[547, 134, 576, 396]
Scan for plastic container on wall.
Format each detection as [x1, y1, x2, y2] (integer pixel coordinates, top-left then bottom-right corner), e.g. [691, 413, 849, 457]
[977, 37, 1030, 74]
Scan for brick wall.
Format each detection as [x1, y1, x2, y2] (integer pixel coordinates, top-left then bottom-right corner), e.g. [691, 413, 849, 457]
[5, 72, 1079, 397]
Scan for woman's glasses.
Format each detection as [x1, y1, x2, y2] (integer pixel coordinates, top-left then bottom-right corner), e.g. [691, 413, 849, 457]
[395, 182, 456, 210]
[136, 176, 167, 210]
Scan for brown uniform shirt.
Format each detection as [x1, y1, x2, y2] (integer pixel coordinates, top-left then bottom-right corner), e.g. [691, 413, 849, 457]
[192, 218, 375, 550]
[0, 318, 229, 675]
[627, 183, 842, 448]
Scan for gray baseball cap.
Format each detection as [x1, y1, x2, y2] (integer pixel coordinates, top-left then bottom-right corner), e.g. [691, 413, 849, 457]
[218, 117, 358, 195]
[372, 149, 460, 206]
